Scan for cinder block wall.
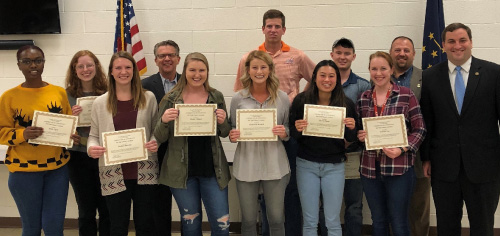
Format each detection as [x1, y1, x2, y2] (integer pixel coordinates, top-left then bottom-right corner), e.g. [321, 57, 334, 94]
[1, 0, 499, 227]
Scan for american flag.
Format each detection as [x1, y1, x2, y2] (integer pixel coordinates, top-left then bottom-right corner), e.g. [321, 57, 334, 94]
[114, 0, 147, 75]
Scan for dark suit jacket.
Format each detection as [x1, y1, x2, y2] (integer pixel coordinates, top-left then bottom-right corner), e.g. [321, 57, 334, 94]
[141, 72, 181, 104]
[141, 72, 180, 166]
[420, 57, 500, 183]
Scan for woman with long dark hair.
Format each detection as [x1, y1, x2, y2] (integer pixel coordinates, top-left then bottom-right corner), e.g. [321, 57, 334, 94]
[290, 60, 357, 236]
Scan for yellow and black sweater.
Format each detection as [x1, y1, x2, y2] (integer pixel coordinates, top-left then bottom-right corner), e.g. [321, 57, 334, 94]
[0, 83, 72, 172]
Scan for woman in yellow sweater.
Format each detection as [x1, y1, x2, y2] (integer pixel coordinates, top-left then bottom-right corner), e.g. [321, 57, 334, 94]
[0, 45, 76, 235]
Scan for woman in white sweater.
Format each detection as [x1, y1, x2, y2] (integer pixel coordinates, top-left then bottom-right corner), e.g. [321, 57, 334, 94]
[87, 51, 159, 236]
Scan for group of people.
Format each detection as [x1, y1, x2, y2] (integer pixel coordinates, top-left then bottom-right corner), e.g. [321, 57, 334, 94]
[0, 8, 499, 236]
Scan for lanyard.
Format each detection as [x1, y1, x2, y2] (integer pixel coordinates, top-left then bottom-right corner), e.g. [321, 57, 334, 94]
[372, 85, 392, 117]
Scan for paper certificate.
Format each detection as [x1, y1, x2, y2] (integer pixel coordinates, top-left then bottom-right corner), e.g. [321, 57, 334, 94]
[76, 96, 98, 127]
[236, 109, 277, 141]
[102, 127, 148, 166]
[362, 114, 409, 150]
[29, 111, 78, 148]
[174, 104, 217, 136]
[303, 104, 346, 139]
[345, 152, 361, 179]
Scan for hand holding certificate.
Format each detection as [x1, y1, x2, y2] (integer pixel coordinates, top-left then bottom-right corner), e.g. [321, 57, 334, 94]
[102, 127, 148, 166]
[236, 109, 277, 141]
[29, 111, 78, 148]
[76, 96, 98, 127]
[174, 104, 217, 136]
[362, 114, 408, 150]
[303, 104, 346, 139]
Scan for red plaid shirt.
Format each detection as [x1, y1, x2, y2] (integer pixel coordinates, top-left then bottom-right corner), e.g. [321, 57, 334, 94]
[357, 84, 426, 178]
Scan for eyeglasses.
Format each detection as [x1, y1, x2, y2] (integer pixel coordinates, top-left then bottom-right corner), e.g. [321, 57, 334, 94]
[18, 58, 45, 65]
[157, 53, 178, 60]
[76, 64, 95, 70]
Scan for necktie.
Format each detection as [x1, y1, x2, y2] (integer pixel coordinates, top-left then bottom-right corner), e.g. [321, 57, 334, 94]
[455, 66, 465, 114]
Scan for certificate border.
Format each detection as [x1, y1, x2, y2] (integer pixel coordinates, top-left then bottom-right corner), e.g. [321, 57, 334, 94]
[303, 104, 346, 139]
[76, 96, 99, 127]
[174, 104, 217, 136]
[102, 127, 148, 166]
[29, 110, 78, 148]
[362, 114, 409, 150]
[236, 109, 277, 142]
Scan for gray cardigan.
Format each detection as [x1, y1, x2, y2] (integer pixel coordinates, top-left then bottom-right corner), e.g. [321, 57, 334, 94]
[88, 91, 159, 196]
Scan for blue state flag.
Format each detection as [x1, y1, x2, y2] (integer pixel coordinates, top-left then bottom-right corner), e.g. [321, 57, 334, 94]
[422, 0, 447, 69]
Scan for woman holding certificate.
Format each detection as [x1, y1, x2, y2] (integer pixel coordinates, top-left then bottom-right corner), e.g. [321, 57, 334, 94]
[229, 50, 290, 236]
[356, 51, 426, 236]
[65, 50, 110, 236]
[87, 51, 159, 236]
[154, 52, 231, 236]
[289, 60, 358, 236]
[0, 45, 74, 235]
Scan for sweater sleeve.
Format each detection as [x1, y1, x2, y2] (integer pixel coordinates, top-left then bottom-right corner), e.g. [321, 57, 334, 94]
[289, 93, 304, 139]
[0, 93, 26, 146]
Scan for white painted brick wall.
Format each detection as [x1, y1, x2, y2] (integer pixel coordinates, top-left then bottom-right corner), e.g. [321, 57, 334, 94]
[0, 0, 499, 227]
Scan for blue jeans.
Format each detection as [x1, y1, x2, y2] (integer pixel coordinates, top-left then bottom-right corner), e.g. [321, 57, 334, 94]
[283, 137, 302, 236]
[8, 165, 69, 236]
[361, 164, 415, 236]
[296, 157, 345, 236]
[170, 176, 229, 236]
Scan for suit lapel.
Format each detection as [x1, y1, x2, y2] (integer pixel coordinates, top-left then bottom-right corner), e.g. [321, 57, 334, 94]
[461, 57, 480, 114]
[153, 73, 166, 98]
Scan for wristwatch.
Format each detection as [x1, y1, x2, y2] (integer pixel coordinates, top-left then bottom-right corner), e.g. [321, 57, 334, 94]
[399, 147, 406, 153]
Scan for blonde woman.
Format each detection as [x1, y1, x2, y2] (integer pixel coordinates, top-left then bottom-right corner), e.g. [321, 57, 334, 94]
[229, 50, 290, 236]
[154, 52, 231, 236]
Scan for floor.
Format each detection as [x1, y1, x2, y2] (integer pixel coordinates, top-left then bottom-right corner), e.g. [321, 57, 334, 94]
[0, 228, 212, 236]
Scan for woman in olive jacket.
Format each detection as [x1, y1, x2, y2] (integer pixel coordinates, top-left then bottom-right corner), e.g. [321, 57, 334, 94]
[154, 52, 231, 236]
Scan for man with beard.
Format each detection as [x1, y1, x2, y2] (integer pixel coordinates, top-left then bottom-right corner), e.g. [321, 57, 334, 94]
[389, 36, 429, 236]
[141, 40, 181, 236]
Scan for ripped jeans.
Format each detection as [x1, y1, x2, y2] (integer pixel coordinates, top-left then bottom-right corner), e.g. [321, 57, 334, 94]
[170, 176, 229, 236]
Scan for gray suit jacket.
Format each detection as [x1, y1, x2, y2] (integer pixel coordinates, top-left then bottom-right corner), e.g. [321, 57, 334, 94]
[409, 66, 424, 178]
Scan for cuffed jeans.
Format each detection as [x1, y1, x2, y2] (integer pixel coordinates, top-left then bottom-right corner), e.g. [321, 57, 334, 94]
[296, 157, 345, 236]
[170, 176, 229, 236]
[8, 165, 69, 236]
[361, 164, 415, 236]
[236, 174, 290, 236]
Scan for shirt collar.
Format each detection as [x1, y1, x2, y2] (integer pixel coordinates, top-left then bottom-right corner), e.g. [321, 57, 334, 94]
[392, 66, 413, 80]
[258, 41, 291, 53]
[343, 70, 358, 87]
[448, 56, 472, 73]
[160, 73, 178, 84]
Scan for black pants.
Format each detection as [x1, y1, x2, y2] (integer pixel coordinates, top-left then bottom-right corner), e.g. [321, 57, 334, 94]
[155, 142, 173, 236]
[105, 180, 157, 236]
[432, 162, 500, 236]
[68, 151, 110, 236]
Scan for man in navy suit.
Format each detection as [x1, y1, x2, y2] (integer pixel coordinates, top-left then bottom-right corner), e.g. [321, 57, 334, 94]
[420, 23, 500, 236]
[141, 40, 181, 236]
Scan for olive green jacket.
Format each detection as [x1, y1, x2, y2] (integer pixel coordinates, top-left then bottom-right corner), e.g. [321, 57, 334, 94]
[154, 89, 231, 189]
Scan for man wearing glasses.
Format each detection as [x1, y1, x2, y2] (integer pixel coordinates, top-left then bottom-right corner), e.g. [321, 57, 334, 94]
[141, 40, 181, 236]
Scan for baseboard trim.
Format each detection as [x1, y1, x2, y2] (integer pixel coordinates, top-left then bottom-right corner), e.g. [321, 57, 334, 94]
[0, 217, 498, 235]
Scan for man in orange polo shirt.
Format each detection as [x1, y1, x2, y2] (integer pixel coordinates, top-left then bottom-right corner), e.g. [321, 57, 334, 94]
[233, 9, 315, 236]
